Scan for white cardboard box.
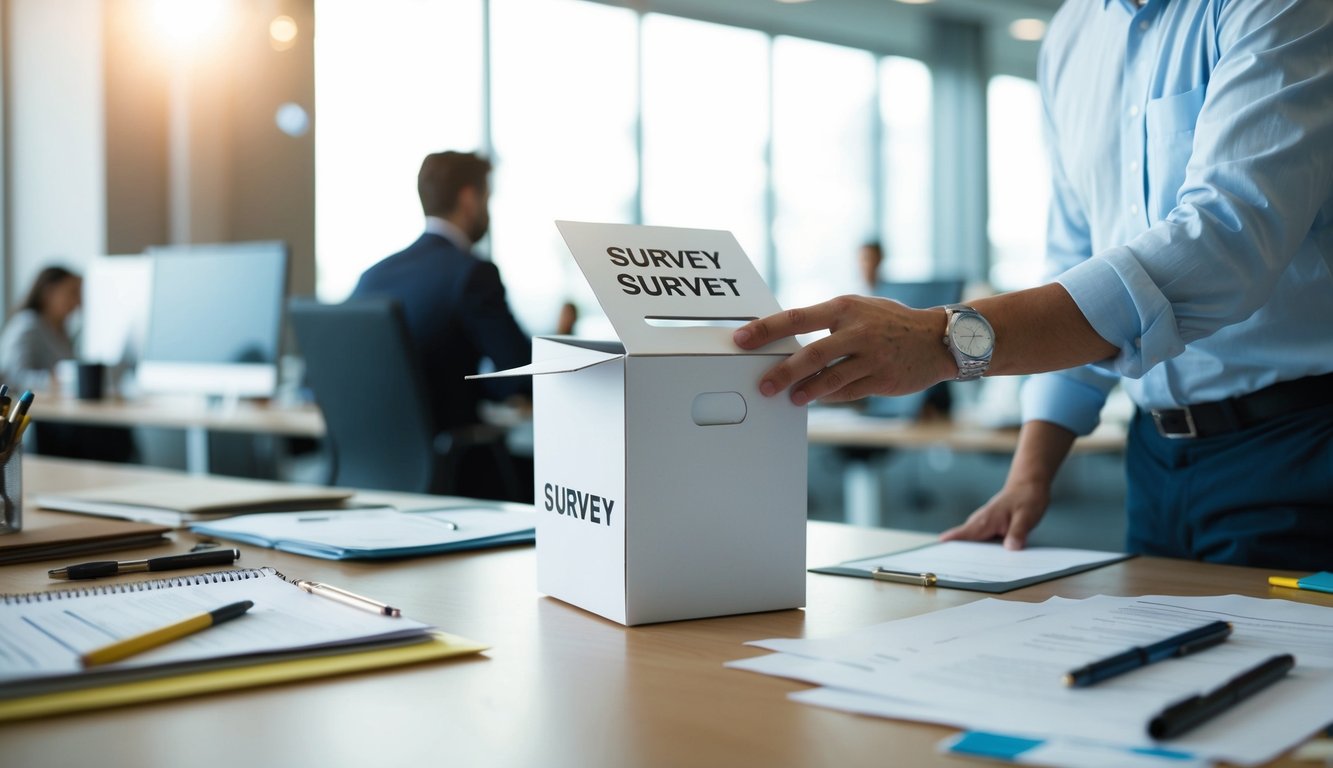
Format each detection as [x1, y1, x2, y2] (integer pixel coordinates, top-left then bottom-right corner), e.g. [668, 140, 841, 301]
[473, 221, 807, 625]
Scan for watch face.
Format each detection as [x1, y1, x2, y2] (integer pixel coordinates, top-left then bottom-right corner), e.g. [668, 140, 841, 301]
[952, 314, 994, 359]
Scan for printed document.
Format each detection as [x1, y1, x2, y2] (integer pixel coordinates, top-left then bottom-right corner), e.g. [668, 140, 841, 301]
[731, 594, 1333, 766]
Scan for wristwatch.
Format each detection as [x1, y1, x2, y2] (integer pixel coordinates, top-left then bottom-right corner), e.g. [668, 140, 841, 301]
[942, 304, 994, 381]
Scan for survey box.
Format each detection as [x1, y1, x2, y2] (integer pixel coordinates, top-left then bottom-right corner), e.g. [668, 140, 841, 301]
[472, 221, 807, 625]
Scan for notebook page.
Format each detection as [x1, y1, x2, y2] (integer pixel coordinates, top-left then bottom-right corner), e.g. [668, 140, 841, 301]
[0, 569, 431, 686]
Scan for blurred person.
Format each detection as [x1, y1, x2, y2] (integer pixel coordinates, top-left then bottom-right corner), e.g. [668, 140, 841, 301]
[555, 301, 579, 336]
[352, 151, 531, 500]
[0, 265, 81, 392]
[0, 265, 134, 461]
[858, 241, 884, 292]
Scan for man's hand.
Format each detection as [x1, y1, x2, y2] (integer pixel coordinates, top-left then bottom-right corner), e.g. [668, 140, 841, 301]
[939, 479, 1052, 550]
[732, 295, 956, 405]
[939, 419, 1078, 550]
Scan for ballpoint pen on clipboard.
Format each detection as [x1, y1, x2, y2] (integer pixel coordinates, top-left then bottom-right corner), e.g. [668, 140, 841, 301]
[872, 568, 938, 586]
[292, 578, 402, 617]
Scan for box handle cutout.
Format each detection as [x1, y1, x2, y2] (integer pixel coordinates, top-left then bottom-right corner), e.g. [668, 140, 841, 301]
[692, 392, 747, 426]
[644, 316, 755, 329]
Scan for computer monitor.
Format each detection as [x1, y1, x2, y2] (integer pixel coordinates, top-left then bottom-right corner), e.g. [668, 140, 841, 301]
[872, 279, 964, 311]
[863, 279, 965, 419]
[136, 241, 289, 400]
[79, 255, 153, 366]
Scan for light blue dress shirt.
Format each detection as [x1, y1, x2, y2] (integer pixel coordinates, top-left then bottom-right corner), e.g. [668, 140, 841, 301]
[1020, 0, 1333, 435]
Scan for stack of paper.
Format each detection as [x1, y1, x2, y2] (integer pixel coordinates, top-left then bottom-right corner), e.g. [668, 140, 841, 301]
[36, 477, 355, 527]
[729, 594, 1333, 766]
[188, 504, 535, 560]
[0, 515, 171, 565]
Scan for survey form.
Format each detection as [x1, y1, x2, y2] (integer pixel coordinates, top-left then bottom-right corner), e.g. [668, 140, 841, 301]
[731, 594, 1333, 766]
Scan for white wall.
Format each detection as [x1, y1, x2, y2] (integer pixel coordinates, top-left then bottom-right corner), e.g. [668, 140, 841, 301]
[7, 0, 105, 303]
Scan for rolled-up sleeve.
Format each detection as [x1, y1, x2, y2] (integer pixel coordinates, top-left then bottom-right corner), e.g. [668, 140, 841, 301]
[1056, 249, 1180, 376]
[1055, 1, 1333, 379]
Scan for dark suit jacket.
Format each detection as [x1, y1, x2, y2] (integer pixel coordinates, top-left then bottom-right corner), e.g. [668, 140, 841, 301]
[351, 233, 531, 434]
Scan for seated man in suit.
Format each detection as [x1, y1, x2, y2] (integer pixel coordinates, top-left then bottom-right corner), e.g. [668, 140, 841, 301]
[352, 151, 531, 499]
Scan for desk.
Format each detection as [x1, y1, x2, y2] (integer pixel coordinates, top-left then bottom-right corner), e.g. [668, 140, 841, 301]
[1, 457, 1320, 768]
[29, 395, 325, 474]
[806, 408, 1127, 527]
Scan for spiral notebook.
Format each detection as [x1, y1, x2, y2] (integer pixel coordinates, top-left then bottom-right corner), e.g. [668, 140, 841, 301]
[0, 567, 487, 721]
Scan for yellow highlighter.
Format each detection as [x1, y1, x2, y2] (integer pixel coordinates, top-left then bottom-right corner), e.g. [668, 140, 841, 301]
[80, 600, 253, 667]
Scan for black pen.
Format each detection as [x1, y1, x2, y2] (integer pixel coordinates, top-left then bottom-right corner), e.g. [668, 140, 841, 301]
[1148, 653, 1295, 739]
[1064, 620, 1233, 687]
[48, 548, 241, 580]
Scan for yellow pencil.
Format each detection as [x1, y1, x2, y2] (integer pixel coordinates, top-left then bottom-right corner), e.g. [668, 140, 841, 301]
[12, 413, 30, 447]
[80, 600, 254, 667]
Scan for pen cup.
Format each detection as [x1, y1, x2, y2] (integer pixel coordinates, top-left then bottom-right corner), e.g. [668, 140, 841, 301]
[0, 443, 21, 534]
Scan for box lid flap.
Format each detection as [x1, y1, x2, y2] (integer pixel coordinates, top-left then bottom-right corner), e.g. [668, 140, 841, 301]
[467, 346, 624, 379]
[556, 221, 799, 356]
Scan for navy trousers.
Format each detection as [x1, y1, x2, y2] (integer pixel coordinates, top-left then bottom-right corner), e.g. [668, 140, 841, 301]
[1125, 403, 1333, 570]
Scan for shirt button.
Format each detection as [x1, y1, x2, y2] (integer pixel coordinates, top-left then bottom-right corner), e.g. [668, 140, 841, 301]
[1128, 105, 1140, 117]
[1130, 203, 1140, 215]
[1139, 20, 1150, 31]
[1134, 337, 1142, 348]
[1129, 160, 1140, 172]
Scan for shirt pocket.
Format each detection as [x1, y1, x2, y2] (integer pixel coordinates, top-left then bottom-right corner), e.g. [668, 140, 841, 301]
[1144, 84, 1206, 222]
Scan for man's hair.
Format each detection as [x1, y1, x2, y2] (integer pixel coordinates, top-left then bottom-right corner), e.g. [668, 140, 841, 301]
[418, 151, 492, 217]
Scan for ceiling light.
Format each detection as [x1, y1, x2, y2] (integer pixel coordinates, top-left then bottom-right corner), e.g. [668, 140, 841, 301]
[1009, 18, 1047, 41]
[270, 15, 299, 50]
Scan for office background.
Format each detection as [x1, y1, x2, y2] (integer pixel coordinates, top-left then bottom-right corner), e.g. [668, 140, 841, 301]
[0, 0, 1126, 548]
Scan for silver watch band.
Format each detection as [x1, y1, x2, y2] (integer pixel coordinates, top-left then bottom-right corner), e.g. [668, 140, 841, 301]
[943, 304, 993, 381]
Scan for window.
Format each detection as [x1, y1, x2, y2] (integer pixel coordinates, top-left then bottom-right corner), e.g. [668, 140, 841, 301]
[488, 0, 638, 337]
[314, 1, 943, 331]
[879, 56, 933, 281]
[640, 14, 769, 270]
[771, 37, 877, 310]
[986, 75, 1049, 291]
[313, 0, 485, 302]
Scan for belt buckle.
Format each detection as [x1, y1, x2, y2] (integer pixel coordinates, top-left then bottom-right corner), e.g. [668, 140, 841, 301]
[1152, 407, 1198, 439]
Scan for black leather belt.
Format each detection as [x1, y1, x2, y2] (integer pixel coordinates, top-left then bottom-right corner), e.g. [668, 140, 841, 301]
[1149, 372, 1333, 439]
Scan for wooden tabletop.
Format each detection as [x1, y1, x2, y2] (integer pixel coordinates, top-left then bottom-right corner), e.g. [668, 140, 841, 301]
[806, 408, 1127, 453]
[0, 457, 1321, 768]
[28, 394, 326, 438]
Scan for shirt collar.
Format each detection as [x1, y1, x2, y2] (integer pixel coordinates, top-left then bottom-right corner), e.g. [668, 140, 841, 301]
[424, 216, 472, 251]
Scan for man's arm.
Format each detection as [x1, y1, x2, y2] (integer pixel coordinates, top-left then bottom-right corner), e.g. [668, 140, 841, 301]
[733, 283, 1116, 406]
[939, 420, 1077, 549]
[461, 261, 532, 400]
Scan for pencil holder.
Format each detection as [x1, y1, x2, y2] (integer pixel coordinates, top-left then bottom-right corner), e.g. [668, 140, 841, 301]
[0, 443, 21, 534]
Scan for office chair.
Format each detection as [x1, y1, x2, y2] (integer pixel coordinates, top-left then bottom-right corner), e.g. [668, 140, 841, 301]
[287, 297, 518, 497]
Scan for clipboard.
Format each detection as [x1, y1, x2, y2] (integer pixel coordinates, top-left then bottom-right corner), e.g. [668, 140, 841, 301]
[811, 540, 1133, 593]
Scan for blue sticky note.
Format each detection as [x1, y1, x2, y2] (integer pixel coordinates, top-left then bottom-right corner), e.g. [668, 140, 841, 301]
[948, 731, 1044, 760]
[1299, 572, 1333, 594]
